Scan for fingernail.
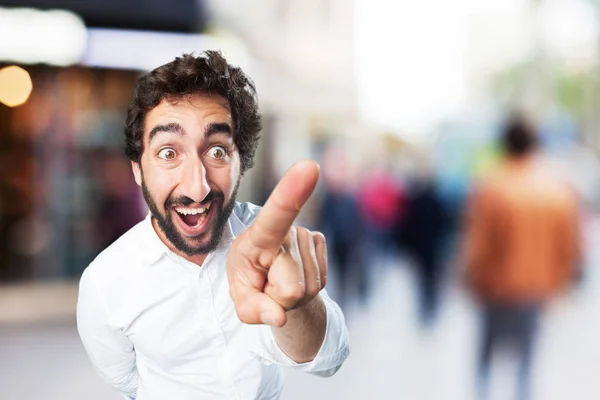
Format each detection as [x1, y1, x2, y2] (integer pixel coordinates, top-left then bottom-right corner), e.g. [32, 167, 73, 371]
[260, 312, 277, 326]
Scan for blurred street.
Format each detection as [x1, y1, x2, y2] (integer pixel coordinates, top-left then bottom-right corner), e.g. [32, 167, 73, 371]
[1, 214, 599, 400]
[2, 0, 600, 399]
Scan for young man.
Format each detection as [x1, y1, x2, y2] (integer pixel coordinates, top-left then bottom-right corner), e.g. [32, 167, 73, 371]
[77, 51, 350, 400]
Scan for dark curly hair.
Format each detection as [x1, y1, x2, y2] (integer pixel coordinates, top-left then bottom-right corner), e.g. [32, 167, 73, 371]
[124, 51, 262, 173]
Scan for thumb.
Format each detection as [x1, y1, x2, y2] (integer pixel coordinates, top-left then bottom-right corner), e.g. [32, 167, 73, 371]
[235, 291, 287, 327]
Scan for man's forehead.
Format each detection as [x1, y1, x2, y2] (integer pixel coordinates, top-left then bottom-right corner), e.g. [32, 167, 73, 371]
[154, 93, 230, 114]
[145, 94, 232, 130]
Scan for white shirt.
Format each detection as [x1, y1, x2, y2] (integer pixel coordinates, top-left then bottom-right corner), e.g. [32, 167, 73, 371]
[77, 202, 350, 400]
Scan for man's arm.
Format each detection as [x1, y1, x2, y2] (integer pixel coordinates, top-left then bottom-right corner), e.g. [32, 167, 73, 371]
[271, 295, 326, 363]
[227, 161, 350, 374]
[267, 290, 350, 377]
[77, 269, 139, 399]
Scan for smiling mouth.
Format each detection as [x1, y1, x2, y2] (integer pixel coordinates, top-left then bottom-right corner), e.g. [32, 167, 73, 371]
[173, 202, 212, 227]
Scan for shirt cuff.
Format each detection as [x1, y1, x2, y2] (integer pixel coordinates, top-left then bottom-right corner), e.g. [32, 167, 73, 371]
[250, 291, 350, 375]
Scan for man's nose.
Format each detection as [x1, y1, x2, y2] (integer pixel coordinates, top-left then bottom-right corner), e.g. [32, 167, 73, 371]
[180, 157, 210, 203]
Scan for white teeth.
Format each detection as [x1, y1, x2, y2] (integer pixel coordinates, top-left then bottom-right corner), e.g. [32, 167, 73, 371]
[174, 202, 211, 215]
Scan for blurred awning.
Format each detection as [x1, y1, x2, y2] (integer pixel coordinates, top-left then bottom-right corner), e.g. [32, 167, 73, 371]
[82, 29, 253, 72]
[0, 0, 208, 32]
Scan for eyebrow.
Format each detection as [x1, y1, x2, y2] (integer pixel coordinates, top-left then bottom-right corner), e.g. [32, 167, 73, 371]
[147, 122, 233, 144]
[148, 122, 185, 143]
[205, 122, 233, 138]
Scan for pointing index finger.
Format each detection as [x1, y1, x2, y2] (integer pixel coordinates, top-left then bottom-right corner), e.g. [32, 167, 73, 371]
[248, 160, 319, 255]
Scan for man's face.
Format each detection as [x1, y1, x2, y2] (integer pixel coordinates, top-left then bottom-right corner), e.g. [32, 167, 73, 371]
[132, 94, 241, 256]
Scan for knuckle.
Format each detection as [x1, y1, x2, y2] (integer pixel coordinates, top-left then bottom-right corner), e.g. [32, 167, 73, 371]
[312, 231, 326, 246]
[279, 283, 305, 302]
[305, 280, 321, 297]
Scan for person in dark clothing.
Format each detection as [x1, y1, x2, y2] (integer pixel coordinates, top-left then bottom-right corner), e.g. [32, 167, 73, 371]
[398, 177, 447, 327]
[320, 188, 365, 310]
[318, 144, 367, 312]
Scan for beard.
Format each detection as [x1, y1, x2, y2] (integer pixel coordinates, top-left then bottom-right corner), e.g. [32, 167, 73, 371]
[141, 176, 240, 256]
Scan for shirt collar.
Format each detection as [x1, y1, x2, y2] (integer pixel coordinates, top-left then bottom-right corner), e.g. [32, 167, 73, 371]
[139, 212, 236, 265]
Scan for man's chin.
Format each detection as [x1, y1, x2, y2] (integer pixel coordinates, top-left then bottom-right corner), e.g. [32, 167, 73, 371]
[163, 221, 217, 254]
[179, 235, 217, 256]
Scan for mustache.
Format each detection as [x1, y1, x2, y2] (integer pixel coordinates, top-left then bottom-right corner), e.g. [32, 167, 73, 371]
[166, 191, 224, 207]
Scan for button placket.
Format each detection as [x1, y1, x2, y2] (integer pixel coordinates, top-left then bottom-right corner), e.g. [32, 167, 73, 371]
[204, 260, 242, 396]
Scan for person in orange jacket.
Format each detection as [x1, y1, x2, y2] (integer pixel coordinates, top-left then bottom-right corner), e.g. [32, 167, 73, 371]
[463, 113, 581, 400]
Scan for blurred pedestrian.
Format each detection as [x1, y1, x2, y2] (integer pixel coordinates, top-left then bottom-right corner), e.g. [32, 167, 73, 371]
[319, 145, 365, 310]
[463, 113, 580, 400]
[357, 165, 406, 266]
[398, 173, 447, 327]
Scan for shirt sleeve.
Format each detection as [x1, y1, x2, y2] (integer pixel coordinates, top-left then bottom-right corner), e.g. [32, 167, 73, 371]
[77, 268, 140, 398]
[250, 289, 350, 377]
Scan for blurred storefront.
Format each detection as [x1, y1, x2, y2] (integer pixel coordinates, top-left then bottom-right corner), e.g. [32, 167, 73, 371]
[0, 64, 146, 281]
[0, 1, 212, 281]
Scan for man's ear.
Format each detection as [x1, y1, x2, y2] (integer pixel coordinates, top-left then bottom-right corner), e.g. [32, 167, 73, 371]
[131, 161, 142, 187]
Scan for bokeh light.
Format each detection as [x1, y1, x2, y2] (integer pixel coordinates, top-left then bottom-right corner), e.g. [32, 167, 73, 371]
[0, 65, 33, 107]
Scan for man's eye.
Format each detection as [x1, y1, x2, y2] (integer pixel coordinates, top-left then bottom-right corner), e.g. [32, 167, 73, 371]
[208, 146, 227, 160]
[158, 148, 177, 160]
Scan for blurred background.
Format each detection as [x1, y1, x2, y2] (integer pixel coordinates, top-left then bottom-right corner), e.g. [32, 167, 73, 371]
[1, 0, 600, 399]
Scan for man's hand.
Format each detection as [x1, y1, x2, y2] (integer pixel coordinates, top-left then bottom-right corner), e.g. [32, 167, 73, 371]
[226, 160, 327, 327]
